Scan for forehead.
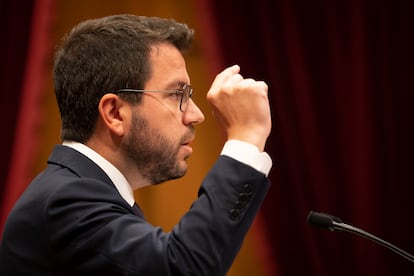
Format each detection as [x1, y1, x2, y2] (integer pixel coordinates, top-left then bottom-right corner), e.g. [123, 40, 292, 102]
[145, 43, 189, 88]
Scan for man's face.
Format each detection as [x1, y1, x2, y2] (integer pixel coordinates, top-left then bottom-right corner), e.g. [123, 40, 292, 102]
[122, 43, 205, 184]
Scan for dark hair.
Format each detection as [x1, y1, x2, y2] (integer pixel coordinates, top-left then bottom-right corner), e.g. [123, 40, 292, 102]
[53, 14, 194, 142]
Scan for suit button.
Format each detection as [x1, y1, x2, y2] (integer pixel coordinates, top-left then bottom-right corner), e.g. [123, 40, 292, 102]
[229, 208, 239, 220]
[239, 193, 249, 204]
[235, 200, 244, 209]
[243, 184, 253, 196]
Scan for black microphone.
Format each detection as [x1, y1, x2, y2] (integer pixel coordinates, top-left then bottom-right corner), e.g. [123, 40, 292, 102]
[307, 211, 414, 263]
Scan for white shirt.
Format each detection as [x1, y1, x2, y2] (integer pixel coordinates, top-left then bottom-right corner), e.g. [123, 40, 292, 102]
[63, 140, 272, 207]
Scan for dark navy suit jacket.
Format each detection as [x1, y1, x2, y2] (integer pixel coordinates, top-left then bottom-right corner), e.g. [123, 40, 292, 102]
[0, 145, 270, 275]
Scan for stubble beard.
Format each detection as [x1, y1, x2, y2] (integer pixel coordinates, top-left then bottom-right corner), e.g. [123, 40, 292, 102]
[123, 113, 193, 185]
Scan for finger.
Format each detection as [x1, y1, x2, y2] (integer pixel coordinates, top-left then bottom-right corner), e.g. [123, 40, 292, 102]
[237, 79, 268, 94]
[255, 81, 269, 94]
[209, 65, 240, 93]
[223, 73, 244, 87]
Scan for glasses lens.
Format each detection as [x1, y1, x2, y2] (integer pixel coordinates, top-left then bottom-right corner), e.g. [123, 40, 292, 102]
[179, 84, 193, 112]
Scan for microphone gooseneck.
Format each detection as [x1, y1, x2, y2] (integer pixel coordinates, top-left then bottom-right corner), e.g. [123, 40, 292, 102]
[307, 211, 414, 263]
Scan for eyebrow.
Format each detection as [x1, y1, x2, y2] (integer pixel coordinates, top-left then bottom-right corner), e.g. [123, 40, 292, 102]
[166, 80, 188, 90]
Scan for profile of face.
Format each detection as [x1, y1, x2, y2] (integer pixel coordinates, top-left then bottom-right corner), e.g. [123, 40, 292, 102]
[121, 43, 205, 184]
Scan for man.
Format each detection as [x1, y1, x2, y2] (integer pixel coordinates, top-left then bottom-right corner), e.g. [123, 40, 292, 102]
[0, 14, 272, 275]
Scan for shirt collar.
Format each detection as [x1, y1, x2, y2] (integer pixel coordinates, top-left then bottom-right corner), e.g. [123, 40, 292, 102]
[62, 141, 135, 207]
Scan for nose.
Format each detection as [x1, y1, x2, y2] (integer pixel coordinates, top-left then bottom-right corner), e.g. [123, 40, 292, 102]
[182, 99, 205, 125]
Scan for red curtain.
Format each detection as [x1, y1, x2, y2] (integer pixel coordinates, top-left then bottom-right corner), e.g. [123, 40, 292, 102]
[0, 1, 33, 231]
[0, 1, 34, 202]
[206, 0, 414, 275]
[0, 0, 54, 233]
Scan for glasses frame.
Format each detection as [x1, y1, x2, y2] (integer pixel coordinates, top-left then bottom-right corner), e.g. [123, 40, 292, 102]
[115, 84, 193, 112]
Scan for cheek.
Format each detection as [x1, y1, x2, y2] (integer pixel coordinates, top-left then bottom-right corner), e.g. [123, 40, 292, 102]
[152, 119, 182, 145]
[141, 107, 185, 142]
[159, 114, 185, 135]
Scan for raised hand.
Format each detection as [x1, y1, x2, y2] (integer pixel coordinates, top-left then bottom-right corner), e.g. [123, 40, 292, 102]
[207, 65, 271, 151]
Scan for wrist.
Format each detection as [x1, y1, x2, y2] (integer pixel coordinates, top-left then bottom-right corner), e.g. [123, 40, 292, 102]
[227, 132, 267, 152]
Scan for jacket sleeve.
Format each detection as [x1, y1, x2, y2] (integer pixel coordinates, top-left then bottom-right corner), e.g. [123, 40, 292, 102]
[47, 155, 271, 276]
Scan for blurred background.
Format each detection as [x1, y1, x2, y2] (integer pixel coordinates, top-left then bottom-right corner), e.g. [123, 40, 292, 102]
[1, 0, 413, 275]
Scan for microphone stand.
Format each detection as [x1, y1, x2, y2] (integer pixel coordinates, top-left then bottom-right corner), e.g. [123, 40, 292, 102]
[307, 211, 414, 263]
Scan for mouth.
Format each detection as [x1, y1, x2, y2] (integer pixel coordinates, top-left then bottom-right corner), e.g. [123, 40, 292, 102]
[181, 136, 195, 157]
[181, 128, 195, 147]
[180, 128, 195, 155]
[182, 138, 194, 146]
[181, 140, 194, 153]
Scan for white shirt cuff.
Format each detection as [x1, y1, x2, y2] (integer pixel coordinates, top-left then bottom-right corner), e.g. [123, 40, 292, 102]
[220, 140, 273, 176]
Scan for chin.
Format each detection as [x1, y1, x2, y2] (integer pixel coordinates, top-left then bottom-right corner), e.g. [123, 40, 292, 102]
[174, 158, 188, 175]
[178, 162, 188, 176]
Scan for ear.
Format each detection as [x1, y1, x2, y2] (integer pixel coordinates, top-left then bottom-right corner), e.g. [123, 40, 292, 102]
[98, 93, 129, 137]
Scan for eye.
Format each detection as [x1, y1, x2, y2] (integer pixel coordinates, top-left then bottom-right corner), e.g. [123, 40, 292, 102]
[170, 90, 182, 101]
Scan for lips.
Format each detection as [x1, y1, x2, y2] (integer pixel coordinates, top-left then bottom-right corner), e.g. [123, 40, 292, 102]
[181, 128, 195, 146]
[181, 135, 194, 158]
[182, 138, 194, 146]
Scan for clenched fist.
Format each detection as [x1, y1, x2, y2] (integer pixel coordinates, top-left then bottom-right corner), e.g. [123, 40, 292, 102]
[207, 65, 271, 151]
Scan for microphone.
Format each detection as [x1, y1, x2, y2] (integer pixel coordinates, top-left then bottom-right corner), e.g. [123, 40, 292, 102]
[307, 211, 414, 263]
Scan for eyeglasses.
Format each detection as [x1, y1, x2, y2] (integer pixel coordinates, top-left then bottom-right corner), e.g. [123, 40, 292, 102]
[115, 84, 193, 112]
